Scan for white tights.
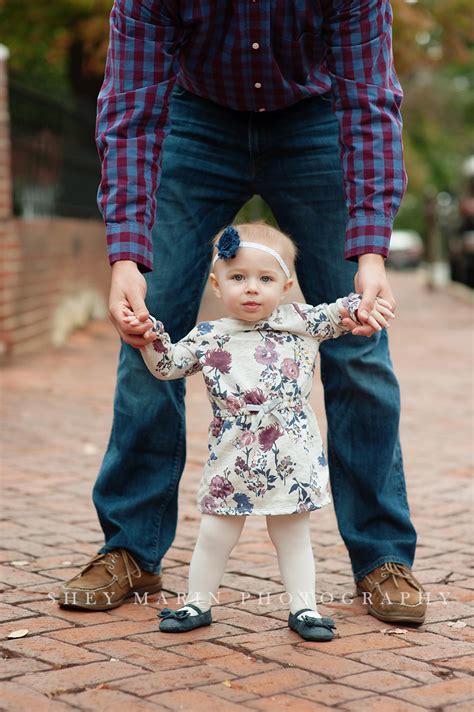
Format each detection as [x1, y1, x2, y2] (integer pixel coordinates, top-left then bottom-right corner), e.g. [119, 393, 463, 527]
[184, 512, 319, 616]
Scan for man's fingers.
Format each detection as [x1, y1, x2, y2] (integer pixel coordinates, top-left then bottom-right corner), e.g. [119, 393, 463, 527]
[358, 285, 379, 322]
[341, 318, 375, 337]
[121, 334, 153, 348]
[127, 290, 149, 322]
[375, 303, 395, 319]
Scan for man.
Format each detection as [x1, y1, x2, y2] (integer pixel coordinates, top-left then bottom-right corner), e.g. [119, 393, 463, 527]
[60, 0, 426, 624]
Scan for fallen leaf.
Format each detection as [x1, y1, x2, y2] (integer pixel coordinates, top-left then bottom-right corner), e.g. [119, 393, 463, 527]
[109, 658, 119, 662]
[7, 629, 29, 639]
[446, 621, 467, 629]
[380, 627, 408, 635]
[83, 443, 98, 455]
[222, 680, 233, 688]
[11, 561, 30, 567]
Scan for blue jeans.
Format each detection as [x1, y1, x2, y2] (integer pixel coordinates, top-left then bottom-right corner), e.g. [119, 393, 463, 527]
[93, 86, 417, 582]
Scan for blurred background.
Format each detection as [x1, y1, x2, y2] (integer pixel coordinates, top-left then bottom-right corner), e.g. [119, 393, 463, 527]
[0, 0, 472, 361]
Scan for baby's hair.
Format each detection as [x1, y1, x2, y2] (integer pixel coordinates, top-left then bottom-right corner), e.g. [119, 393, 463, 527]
[212, 221, 298, 275]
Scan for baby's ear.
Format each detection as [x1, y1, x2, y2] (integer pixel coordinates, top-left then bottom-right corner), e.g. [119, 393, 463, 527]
[282, 278, 294, 295]
[209, 272, 222, 298]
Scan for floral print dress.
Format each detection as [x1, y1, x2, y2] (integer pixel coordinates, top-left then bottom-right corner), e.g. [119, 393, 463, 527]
[142, 294, 361, 516]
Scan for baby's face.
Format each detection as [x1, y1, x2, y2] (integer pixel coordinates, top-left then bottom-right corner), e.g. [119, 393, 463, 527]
[209, 246, 293, 322]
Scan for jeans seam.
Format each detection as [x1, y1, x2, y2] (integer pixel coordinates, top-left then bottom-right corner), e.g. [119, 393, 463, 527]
[149, 389, 186, 570]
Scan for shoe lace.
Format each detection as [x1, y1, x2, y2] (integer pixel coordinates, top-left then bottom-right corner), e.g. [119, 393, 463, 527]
[73, 550, 142, 587]
[380, 562, 422, 592]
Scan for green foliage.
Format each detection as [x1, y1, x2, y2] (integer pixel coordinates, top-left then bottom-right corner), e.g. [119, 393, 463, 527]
[0, 0, 110, 99]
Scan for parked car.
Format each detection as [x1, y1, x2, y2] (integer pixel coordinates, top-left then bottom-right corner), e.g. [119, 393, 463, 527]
[386, 230, 424, 269]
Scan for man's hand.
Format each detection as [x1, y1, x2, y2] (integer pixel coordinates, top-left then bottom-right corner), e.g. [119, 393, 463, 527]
[109, 261, 154, 347]
[350, 253, 396, 337]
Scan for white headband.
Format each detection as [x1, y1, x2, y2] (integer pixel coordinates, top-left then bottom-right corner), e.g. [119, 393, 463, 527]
[212, 241, 291, 279]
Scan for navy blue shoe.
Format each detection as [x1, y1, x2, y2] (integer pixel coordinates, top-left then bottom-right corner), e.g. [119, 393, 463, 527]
[158, 604, 212, 633]
[288, 609, 336, 641]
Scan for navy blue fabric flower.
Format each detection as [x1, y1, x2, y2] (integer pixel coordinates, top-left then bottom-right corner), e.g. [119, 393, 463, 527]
[196, 321, 213, 335]
[217, 225, 240, 259]
[233, 492, 254, 514]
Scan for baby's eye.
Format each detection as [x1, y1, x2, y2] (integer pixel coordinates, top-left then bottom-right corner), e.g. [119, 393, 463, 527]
[232, 274, 244, 281]
[260, 275, 273, 283]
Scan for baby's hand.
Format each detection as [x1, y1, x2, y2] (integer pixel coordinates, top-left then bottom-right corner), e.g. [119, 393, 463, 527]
[122, 306, 156, 344]
[341, 298, 395, 336]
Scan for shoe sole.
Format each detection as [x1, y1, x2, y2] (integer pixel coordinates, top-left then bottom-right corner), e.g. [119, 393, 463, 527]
[355, 586, 425, 625]
[58, 582, 163, 611]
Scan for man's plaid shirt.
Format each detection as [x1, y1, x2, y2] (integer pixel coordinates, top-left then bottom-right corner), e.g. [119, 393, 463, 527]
[97, 0, 407, 272]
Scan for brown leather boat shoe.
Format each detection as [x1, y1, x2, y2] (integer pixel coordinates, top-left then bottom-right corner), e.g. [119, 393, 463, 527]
[58, 549, 162, 610]
[356, 562, 426, 625]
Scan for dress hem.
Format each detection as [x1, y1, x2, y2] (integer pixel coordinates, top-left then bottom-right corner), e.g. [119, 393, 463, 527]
[197, 499, 332, 516]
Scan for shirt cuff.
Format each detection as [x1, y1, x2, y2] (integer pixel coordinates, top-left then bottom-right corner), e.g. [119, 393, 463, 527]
[106, 223, 153, 273]
[344, 214, 393, 262]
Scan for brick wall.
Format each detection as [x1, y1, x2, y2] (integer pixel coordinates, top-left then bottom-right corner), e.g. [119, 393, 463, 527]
[0, 46, 109, 363]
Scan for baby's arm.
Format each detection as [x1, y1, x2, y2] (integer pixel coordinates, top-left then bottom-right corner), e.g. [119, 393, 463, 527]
[125, 310, 201, 379]
[304, 293, 394, 342]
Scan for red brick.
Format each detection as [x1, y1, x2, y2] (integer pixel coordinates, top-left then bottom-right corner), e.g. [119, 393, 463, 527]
[149, 688, 245, 711]
[0, 602, 39, 623]
[132, 622, 245, 648]
[292, 681, 370, 706]
[342, 696, 431, 712]
[49, 620, 158, 645]
[443, 704, 474, 712]
[211, 606, 284, 632]
[2, 635, 107, 665]
[398, 640, 474, 662]
[14, 661, 144, 695]
[248, 694, 336, 711]
[348, 649, 449, 682]
[0, 680, 74, 712]
[390, 677, 474, 708]
[0, 658, 50, 680]
[200, 651, 280, 677]
[84, 639, 195, 671]
[434, 656, 474, 674]
[167, 640, 235, 662]
[319, 631, 411, 656]
[113, 665, 235, 697]
[0, 565, 55, 587]
[59, 689, 168, 711]
[242, 644, 371, 678]
[19, 599, 114, 625]
[0, 615, 73, 639]
[337, 670, 419, 692]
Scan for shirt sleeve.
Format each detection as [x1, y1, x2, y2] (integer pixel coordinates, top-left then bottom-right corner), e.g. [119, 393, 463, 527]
[296, 293, 362, 342]
[141, 317, 202, 379]
[96, 0, 182, 273]
[320, 0, 407, 261]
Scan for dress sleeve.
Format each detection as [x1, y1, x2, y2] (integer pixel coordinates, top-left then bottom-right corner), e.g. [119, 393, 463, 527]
[297, 293, 362, 342]
[141, 317, 202, 379]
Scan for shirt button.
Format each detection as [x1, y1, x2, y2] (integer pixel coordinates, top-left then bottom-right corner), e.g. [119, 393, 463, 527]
[254, 82, 262, 89]
[252, 42, 260, 50]
[258, 108, 266, 112]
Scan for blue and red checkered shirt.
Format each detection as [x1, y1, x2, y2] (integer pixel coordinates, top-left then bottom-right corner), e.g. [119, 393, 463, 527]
[96, 0, 407, 272]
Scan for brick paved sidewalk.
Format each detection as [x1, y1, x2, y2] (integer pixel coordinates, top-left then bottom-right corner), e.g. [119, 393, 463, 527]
[1, 271, 473, 711]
